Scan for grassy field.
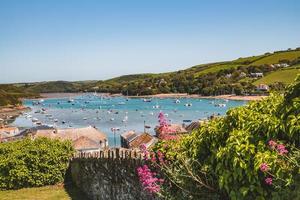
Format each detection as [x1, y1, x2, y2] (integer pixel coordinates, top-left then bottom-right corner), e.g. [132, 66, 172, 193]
[0, 184, 89, 200]
[252, 50, 300, 65]
[194, 63, 240, 77]
[254, 65, 300, 85]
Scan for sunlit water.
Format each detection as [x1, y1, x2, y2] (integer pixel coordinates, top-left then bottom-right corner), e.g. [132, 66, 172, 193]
[12, 95, 246, 146]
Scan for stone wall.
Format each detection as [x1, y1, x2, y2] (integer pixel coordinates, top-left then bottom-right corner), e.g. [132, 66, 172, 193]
[70, 149, 159, 200]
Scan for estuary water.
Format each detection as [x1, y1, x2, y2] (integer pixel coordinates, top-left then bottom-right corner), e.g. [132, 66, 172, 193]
[12, 94, 246, 146]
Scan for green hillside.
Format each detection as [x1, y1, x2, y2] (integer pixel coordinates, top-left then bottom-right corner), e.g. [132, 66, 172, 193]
[252, 50, 300, 65]
[254, 65, 300, 85]
[2, 47, 300, 97]
[0, 85, 38, 106]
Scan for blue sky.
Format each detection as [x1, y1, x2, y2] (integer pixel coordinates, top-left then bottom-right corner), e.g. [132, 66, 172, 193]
[0, 0, 299, 83]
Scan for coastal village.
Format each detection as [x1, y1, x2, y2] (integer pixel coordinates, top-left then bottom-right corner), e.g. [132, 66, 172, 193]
[0, 61, 292, 153]
[0, 106, 204, 153]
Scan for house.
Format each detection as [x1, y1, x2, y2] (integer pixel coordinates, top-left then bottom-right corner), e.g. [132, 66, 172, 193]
[225, 74, 232, 78]
[185, 120, 205, 132]
[120, 131, 137, 148]
[250, 73, 264, 78]
[120, 131, 158, 149]
[0, 126, 19, 142]
[281, 63, 289, 68]
[274, 63, 289, 68]
[155, 124, 187, 140]
[30, 126, 108, 152]
[256, 84, 269, 91]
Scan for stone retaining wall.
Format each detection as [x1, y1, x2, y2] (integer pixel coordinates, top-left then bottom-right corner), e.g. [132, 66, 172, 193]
[70, 149, 159, 200]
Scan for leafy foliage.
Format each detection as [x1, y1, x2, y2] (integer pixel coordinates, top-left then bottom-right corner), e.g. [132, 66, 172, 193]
[0, 138, 74, 190]
[154, 76, 300, 199]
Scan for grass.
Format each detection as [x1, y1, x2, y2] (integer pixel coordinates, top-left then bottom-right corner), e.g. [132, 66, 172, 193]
[0, 184, 89, 200]
[195, 63, 240, 77]
[252, 50, 300, 65]
[254, 65, 300, 85]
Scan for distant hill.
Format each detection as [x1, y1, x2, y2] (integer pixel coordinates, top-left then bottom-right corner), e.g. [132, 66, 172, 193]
[3, 47, 300, 99]
[0, 85, 38, 106]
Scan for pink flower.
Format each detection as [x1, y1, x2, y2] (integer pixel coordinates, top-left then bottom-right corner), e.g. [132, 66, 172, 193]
[265, 177, 273, 185]
[140, 144, 147, 151]
[268, 140, 277, 148]
[137, 165, 164, 194]
[276, 144, 288, 155]
[157, 151, 165, 164]
[259, 163, 269, 172]
[150, 153, 157, 163]
[157, 112, 177, 140]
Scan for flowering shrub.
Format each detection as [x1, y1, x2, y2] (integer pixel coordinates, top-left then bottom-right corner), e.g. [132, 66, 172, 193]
[156, 112, 177, 140]
[137, 144, 165, 196]
[150, 76, 300, 199]
[137, 165, 164, 194]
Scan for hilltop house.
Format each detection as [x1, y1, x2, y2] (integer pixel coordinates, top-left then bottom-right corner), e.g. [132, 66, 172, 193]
[29, 126, 108, 152]
[225, 74, 232, 78]
[250, 72, 264, 78]
[120, 131, 157, 149]
[256, 84, 269, 91]
[274, 63, 289, 68]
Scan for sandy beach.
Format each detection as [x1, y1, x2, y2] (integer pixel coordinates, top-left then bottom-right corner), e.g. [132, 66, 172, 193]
[36, 92, 267, 101]
[129, 93, 268, 101]
[40, 93, 85, 99]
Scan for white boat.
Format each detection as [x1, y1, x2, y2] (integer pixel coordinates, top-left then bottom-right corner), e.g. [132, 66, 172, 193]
[54, 119, 58, 122]
[174, 99, 180, 104]
[118, 102, 126, 105]
[215, 103, 226, 107]
[83, 117, 87, 120]
[122, 116, 128, 122]
[26, 115, 32, 119]
[153, 105, 160, 109]
[184, 103, 192, 107]
[35, 121, 42, 125]
[110, 118, 115, 121]
[143, 98, 152, 102]
[32, 118, 39, 122]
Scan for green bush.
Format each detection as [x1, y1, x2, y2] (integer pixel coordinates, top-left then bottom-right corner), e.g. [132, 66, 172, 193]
[0, 137, 74, 190]
[155, 76, 300, 199]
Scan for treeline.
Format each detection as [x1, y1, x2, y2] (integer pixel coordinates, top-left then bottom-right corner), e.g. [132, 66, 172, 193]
[93, 58, 300, 96]
[2, 48, 300, 102]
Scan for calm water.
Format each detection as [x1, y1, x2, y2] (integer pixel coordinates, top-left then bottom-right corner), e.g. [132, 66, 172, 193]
[12, 95, 246, 146]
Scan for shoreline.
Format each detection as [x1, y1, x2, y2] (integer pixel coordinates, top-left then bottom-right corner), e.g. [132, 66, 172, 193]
[0, 106, 30, 125]
[30, 92, 267, 101]
[128, 93, 268, 101]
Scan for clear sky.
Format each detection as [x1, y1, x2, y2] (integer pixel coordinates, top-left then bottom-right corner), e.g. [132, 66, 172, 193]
[0, 0, 299, 83]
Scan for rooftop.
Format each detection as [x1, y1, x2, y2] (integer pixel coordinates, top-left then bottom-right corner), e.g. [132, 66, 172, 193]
[34, 126, 107, 142]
